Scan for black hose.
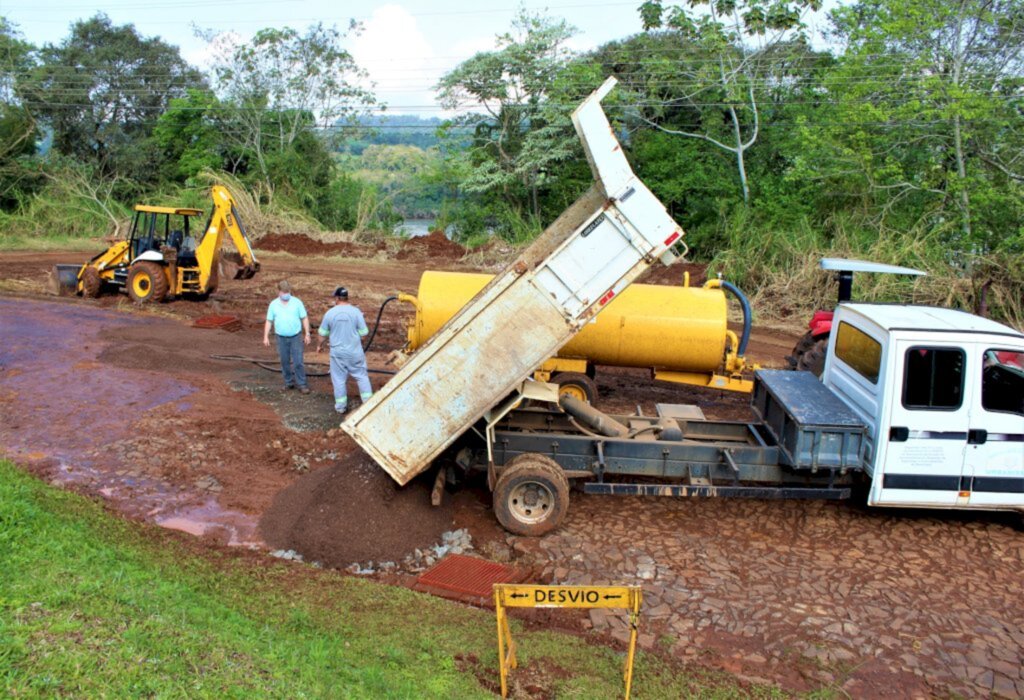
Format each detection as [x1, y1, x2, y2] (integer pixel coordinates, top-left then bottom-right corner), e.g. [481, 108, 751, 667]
[719, 280, 751, 356]
[364, 295, 399, 353]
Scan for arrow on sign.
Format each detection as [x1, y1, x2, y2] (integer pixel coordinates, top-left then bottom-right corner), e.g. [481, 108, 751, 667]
[603, 594, 622, 600]
[510, 593, 529, 599]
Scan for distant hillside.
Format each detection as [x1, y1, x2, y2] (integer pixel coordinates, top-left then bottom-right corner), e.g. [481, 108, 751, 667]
[341, 114, 444, 153]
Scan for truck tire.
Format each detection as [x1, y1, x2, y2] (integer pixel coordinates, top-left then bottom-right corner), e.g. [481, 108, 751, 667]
[493, 453, 570, 537]
[81, 266, 103, 298]
[788, 331, 829, 377]
[553, 372, 598, 404]
[127, 262, 169, 304]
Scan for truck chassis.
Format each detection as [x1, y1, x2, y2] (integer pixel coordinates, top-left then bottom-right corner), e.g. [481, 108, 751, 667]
[459, 370, 868, 535]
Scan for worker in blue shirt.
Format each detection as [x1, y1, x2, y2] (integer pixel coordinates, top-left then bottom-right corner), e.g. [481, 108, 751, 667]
[263, 280, 311, 394]
[316, 286, 372, 415]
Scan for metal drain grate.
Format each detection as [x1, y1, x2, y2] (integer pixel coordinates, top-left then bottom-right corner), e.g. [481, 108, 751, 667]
[415, 554, 524, 602]
[193, 315, 242, 332]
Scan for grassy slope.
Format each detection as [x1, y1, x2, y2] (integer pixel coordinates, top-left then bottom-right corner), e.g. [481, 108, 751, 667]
[0, 461, 785, 698]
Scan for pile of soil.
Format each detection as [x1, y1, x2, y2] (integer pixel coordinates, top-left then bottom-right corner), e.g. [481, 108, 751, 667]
[396, 230, 466, 261]
[257, 233, 375, 257]
[636, 261, 708, 287]
[259, 449, 454, 566]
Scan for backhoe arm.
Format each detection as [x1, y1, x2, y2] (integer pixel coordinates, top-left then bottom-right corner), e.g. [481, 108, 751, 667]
[195, 186, 261, 289]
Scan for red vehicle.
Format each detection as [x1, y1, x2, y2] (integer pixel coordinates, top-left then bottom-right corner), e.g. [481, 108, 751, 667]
[788, 259, 926, 375]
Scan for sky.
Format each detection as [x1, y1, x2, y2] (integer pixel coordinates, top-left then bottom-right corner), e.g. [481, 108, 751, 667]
[3, 0, 840, 116]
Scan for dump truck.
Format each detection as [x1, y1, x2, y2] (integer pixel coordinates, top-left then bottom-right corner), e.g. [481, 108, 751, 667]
[397, 270, 754, 401]
[342, 77, 1023, 536]
[51, 185, 259, 303]
[343, 76, 689, 485]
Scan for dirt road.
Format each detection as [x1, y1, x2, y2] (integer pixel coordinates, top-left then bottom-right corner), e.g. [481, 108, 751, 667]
[1, 242, 1021, 698]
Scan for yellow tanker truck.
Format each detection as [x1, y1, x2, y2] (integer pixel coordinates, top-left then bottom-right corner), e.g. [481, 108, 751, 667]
[397, 269, 754, 402]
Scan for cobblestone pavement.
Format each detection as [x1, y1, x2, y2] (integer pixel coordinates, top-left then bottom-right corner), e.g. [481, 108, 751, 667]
[510, 496, 1024, 697]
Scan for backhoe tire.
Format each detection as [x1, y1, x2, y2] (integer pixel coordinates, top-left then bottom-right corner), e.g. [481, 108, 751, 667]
[552, 372, 598, 405]
[81, 267, 103, 298]
[127, 262, 169, 304]
[493, 453, 570, 537]
[788, 331, 829, 377]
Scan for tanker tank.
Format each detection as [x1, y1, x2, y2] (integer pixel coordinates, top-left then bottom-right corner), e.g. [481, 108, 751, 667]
[399, 270, 753, 401]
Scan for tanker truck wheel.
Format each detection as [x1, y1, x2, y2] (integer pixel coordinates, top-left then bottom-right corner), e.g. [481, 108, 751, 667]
[553, 372, 598, 404]
[787, 332, 829, 377]
[81, 267, 103, 298]
[493, 453, 570, 537]
[127, 262, 169, 304]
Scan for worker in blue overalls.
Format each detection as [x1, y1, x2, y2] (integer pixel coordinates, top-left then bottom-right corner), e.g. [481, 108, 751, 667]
[316, 286, 373, 415]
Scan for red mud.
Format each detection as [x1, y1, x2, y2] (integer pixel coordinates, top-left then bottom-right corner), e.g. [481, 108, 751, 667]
[259, 450, 454, 566]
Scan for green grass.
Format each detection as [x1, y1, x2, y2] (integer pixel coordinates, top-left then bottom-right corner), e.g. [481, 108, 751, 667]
[0, 460, 788, 698]
[0, 235, 106, 251]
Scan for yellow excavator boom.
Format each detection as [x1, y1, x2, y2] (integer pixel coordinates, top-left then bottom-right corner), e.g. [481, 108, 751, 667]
[193, 185, 260, 289]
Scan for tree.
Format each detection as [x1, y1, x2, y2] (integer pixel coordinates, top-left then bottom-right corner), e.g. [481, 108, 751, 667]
[436, 9, 578, 222]
[0, 19, 38, 209]
[636, 0, 822, 203]
[202, 23, 375, 199]
[17, 14, 203, 187]
[800, 0, 1024, 250]
[151, 88, 226, 182]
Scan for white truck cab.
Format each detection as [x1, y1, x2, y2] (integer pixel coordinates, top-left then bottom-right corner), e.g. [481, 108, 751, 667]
[822, 303, 1024, 512]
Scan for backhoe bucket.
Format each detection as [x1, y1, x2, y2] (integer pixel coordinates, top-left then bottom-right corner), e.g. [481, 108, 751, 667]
[222, 252, 260, 279]
[48, 264, 80, 296]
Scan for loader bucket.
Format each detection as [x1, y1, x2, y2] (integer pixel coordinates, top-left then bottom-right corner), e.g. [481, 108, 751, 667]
[48, 264, 80, 296]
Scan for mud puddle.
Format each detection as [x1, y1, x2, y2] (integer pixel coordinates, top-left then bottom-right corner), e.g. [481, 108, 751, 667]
[0, 299, 261, 546]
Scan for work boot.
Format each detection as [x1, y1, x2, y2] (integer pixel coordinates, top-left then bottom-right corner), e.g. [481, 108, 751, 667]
[299, 386, 310, 395]
[283, 384, 295, 391]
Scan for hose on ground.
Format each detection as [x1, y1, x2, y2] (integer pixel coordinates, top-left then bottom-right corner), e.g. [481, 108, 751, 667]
[208, 354, 396, 376]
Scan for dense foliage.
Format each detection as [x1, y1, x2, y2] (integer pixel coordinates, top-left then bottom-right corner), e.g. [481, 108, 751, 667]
[0, 2, 1021, 321]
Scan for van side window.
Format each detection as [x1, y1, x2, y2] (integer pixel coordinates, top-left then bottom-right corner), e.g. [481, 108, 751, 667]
[981, 349, 1024, 416]
[834, 322, 881, 383]
[902, 347, 964, 410]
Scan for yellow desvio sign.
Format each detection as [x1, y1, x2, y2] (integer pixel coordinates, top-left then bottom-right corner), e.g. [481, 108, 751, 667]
[493, 584, 643, 699]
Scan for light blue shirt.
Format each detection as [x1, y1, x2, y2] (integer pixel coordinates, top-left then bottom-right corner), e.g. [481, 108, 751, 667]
[266, 297, 307, 337]
[318, 304, 368, 357]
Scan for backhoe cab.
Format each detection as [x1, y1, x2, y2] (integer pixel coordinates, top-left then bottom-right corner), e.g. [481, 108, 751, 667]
[63, 185, 259, 303]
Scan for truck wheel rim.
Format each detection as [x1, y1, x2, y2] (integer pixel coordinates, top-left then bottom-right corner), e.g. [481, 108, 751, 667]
[133, 275, 151, 296]
[559, 384, 587, 402]
[508, 481, 554, 524]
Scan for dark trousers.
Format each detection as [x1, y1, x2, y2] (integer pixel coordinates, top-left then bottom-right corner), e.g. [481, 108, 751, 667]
[276, 333, 307, 388]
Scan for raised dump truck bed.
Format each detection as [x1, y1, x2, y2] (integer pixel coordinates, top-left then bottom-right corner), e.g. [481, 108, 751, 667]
[343, 77, 688, 485]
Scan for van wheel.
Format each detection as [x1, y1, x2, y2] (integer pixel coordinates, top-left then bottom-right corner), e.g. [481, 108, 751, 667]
[127, 262, 168, 303]
[553, 372, 598, 404]
[493, 453, 569, 537]
[788, 332, 828, 377]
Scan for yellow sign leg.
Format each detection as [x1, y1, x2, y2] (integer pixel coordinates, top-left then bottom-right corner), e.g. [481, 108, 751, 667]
[623, 592, 641, 699]
[496, 605, 509, 698]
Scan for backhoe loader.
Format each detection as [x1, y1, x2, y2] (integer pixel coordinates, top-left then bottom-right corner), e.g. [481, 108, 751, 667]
[51, 185, 260, 303]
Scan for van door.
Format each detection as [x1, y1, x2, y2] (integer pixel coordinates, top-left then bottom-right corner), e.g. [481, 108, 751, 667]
[877, 342, 972, 506]
[964, 346, 1024, 508]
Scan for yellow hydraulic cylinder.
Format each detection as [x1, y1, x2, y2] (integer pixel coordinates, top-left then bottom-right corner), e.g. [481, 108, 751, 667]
[406, 270, 729, 376]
